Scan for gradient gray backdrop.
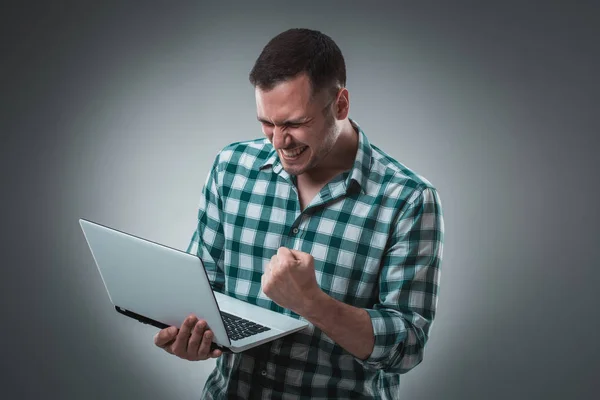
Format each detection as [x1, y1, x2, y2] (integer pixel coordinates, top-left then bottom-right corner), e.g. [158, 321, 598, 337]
[2, 1, 599, 399]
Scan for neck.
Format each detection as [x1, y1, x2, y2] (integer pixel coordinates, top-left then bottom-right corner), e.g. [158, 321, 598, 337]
[301, 119, 358, 183]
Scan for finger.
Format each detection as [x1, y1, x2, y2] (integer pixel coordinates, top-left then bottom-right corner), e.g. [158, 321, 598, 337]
[261, 273, 268, 293]
[210, 349, 222, 358]
[163, 335, 178, 352]
[172, 315, 198, 356]
[277, 247, 307, 264]
[197, 329, 214, 359]
[154, 326, 178, 348]
[277, 246, 298, 261]
[187, 320, 207, 358]
[287, 248, 304, 261]
[277, 246, 289, 258]
[262, 262, 273, 282]
[277, 247, 299, 268]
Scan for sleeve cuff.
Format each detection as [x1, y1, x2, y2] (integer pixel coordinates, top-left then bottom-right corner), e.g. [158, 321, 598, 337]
[354, 309, 408, 370]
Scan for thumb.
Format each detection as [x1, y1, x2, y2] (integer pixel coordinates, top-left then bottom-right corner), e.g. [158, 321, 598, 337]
[287, 248, 310, 262]
[277, 246, 296, 260]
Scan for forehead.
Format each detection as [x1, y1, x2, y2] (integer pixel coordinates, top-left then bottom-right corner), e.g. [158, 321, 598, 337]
[255, 74, 314, 120]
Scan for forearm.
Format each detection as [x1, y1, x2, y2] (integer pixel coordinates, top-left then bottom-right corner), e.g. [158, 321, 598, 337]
[301, 291, 374, 360]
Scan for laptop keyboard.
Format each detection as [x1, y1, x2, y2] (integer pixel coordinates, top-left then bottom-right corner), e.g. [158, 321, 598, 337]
[220, 311, 271, 341]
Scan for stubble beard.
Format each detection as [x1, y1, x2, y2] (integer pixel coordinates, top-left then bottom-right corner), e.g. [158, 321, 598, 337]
[290, 117, 339, 177]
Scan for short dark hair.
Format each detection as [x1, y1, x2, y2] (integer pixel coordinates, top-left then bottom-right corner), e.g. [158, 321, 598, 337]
[249, 28, 346, 98]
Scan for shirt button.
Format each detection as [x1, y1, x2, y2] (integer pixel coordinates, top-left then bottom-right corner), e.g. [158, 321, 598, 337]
[292, 227, 299, 235]
[261, 370, 267, 376]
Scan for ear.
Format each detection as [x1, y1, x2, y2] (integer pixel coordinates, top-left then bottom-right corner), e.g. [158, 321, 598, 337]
[334, 87, 350, 120]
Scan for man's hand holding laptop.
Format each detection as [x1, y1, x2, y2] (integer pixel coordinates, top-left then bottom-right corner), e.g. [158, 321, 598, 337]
[153, 246, 318, 361]
[154, 315, 223, 361]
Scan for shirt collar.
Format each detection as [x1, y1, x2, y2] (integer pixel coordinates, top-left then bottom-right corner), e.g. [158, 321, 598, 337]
[259, 118, 372, 195]
[259, 142, 279, 171]
[345, 119, 372, 195]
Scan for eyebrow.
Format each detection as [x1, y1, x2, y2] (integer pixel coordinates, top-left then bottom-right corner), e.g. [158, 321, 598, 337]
[256, 116, 310, 126]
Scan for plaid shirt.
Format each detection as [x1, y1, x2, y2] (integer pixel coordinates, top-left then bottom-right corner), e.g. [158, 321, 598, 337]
[187, 119, 444, 399]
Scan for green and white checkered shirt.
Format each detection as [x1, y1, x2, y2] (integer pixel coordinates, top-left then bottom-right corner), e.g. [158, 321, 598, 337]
[187, 119, 444, 399]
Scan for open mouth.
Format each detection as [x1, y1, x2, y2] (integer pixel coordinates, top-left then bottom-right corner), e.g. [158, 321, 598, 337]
[280, 146, 308, 159]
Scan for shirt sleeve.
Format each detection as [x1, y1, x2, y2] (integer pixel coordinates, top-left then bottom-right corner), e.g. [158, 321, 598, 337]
[355, 186, 444, 373]
[186, 156, 226, 294]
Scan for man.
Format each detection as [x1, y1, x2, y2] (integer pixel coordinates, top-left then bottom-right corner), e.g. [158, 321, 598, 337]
[154, 28, 444, 399]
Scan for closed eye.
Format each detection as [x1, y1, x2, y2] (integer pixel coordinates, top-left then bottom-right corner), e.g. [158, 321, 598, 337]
[259, 120, 274, 127]
[257, 117, 306, 129]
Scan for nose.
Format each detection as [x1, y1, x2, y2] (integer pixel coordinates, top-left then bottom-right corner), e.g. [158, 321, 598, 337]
[271, 125, 289, 150]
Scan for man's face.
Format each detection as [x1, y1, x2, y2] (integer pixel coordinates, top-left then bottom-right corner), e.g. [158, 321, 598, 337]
[255, 74, 340, 177]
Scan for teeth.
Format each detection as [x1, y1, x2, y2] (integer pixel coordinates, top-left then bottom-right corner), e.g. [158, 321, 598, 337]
[282, 146, 307, 157]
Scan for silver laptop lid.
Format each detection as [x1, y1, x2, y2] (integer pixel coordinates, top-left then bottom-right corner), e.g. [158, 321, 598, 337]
[79, 219, 231, 347]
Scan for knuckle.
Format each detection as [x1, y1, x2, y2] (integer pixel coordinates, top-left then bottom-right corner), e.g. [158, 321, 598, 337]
[271, 268, 282, 279]
[172, 343, 184, 355]
[177, 350, 188, 359]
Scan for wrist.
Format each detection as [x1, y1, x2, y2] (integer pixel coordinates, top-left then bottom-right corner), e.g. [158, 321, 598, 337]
[300, 289, 333, 322]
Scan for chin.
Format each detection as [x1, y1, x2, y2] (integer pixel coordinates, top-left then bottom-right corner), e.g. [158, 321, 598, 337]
[282, 165, 305, 176]
[280, 153, 313, 176]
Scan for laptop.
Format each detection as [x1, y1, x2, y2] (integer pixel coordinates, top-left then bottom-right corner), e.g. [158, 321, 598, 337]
[79, 218, 308, 353]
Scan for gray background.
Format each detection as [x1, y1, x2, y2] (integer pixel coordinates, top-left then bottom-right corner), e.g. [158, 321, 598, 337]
[2, 1, 599, 399]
